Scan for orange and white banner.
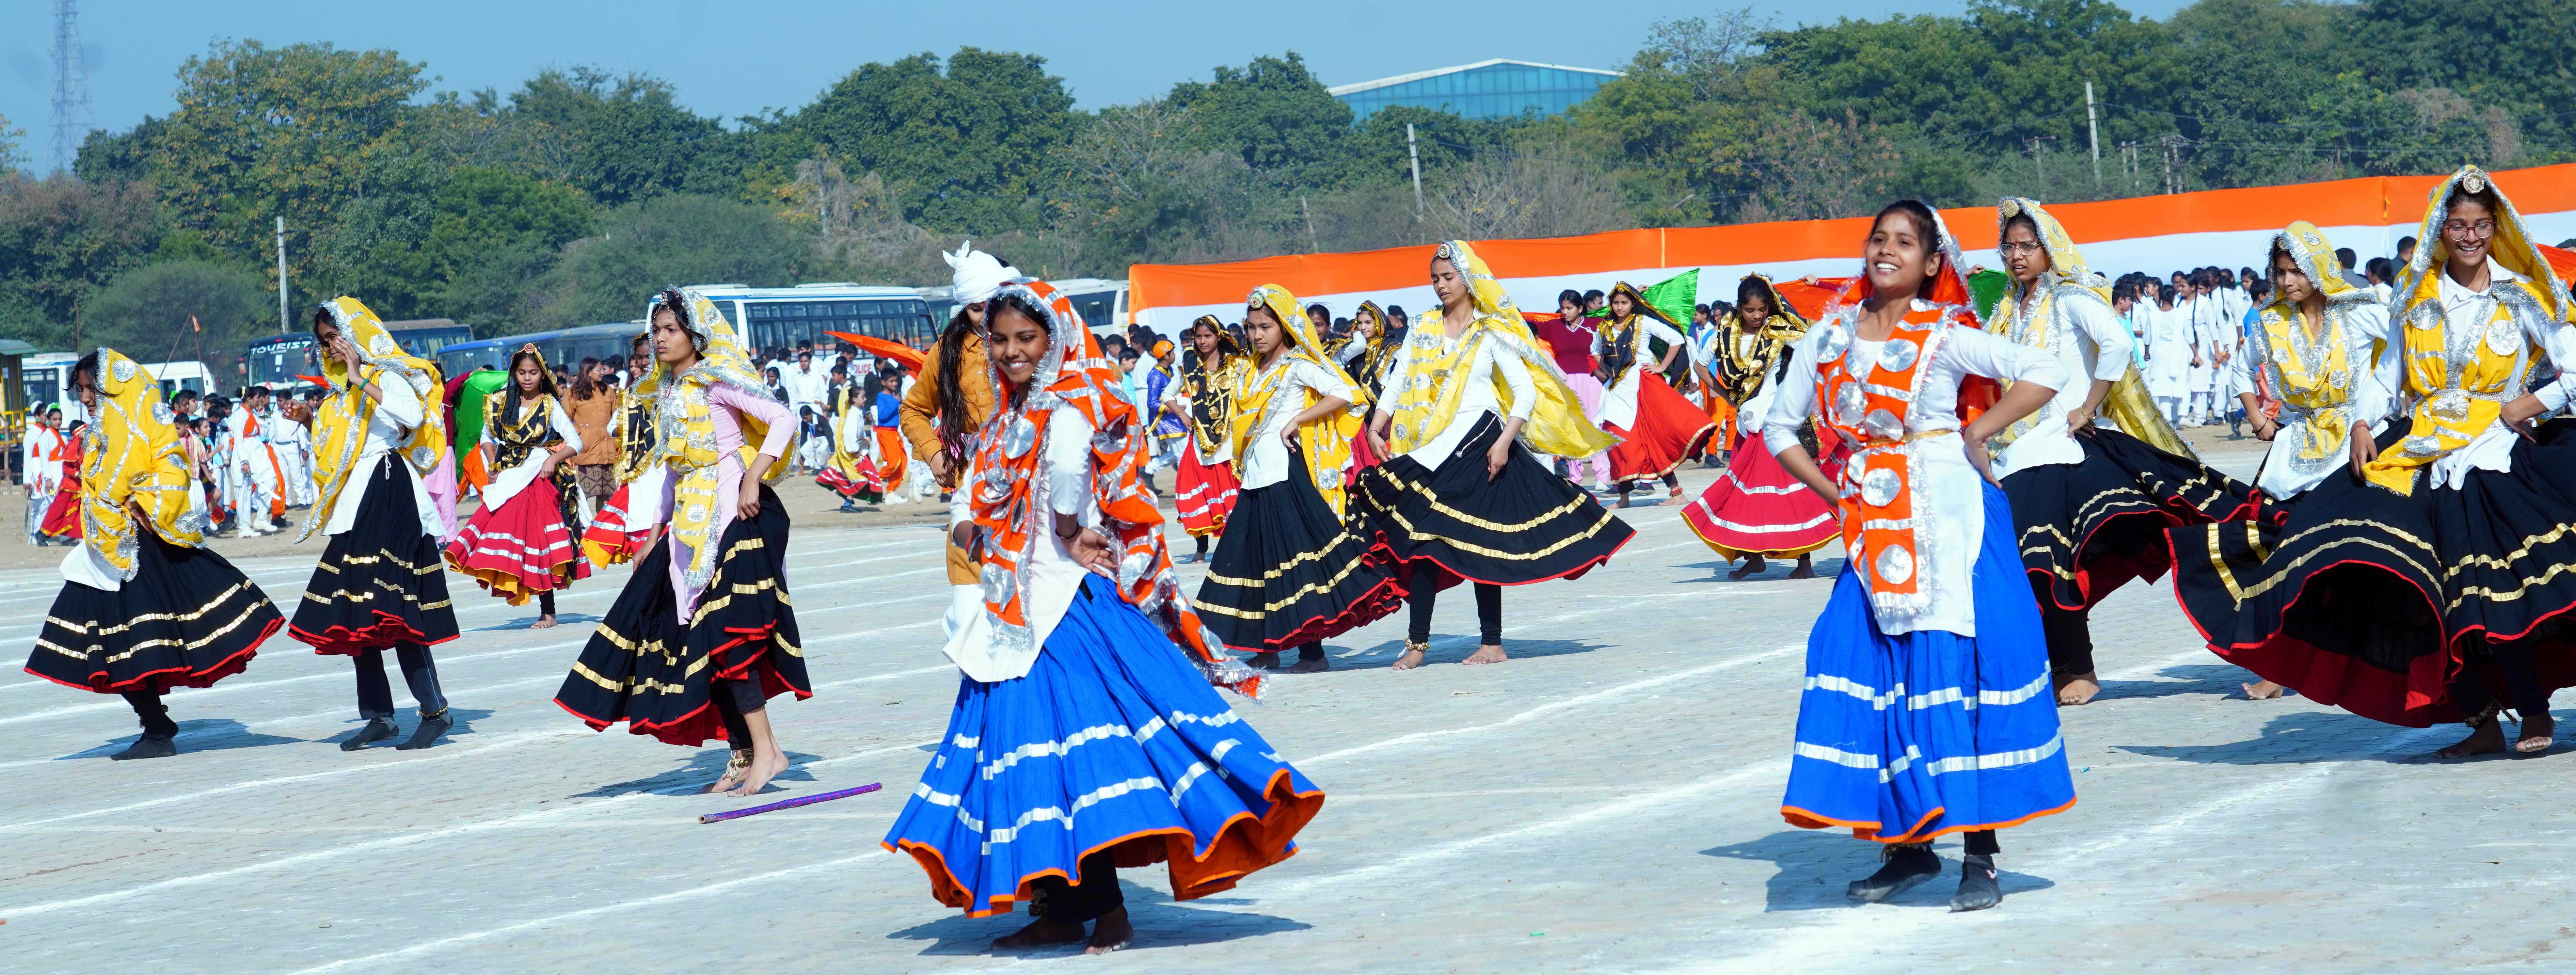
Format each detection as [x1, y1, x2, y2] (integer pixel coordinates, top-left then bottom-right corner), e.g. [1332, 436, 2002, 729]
[1128, 163, 2576, 336]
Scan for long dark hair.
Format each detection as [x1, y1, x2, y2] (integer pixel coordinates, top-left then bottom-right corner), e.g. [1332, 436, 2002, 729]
[71, 351, 100, 398]
[570, 356, 604, 400]
[934, 305, 979, 469]
[503, 348, 561, 441]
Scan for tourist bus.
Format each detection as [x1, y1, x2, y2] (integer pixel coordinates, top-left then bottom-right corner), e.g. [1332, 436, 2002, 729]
[683, 283, 940, 355]
[911, 279, 1128, 340]
[245, 318, 472, 390]
[435, 321, 647, 382]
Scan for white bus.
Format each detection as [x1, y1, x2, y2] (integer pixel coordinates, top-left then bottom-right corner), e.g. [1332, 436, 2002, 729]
[686, 283, 941, 356]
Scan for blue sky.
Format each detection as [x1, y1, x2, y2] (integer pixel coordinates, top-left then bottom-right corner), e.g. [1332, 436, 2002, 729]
[2, 0, 2190, 171]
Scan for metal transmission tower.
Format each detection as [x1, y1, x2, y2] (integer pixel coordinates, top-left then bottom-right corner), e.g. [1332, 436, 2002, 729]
[50, 0, 97, 175]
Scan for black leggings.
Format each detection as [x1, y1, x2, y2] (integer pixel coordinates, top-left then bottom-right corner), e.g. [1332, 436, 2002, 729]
[123, 689, 177, 739]
[538, 590, 556, 617]
[1033, 850, 1123, 923]
[2451, 645, 2551, 724]
[1407, 581, 1504, 645]
[711, 676, 767, 748]
[1904, 830, 2001, 856]
[2041, 601, 2094, 677]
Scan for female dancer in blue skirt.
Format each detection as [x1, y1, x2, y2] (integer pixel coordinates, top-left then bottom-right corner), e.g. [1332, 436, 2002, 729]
[883, 279, 1323, 954]
[1763, 201, 2078, 911]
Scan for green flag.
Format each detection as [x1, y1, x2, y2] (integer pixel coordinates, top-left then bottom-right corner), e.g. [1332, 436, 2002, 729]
[1639, 269, 1701, 332]
[1967, 268, 2011, 323]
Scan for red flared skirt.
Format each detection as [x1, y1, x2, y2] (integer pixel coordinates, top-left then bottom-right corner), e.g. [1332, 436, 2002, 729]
[39, 480, 82, 539]
[1605, 372, 1718, 481]
[444, 478, 587, 605]
[1683, 429, 1842, 561]
[1175, 447, 1239, 538]
[581, 482, 655, 569]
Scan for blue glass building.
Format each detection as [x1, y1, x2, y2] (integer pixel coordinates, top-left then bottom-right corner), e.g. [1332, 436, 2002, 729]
[1328, 59, 1623, 122]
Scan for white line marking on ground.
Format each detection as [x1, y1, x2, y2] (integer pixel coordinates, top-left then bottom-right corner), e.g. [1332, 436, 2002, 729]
[1303, 644, 1797, 765]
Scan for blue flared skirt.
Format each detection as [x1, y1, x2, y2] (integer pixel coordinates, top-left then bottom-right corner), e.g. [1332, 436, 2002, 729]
[883, 576, 1325, 917]
[1780, 481, 2076, 843]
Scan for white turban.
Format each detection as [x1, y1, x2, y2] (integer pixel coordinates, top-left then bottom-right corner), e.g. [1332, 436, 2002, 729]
[944, 240, 1018, 305]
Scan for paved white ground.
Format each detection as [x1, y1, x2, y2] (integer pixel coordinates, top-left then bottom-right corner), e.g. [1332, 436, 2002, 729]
[5, 438, 2571, 973]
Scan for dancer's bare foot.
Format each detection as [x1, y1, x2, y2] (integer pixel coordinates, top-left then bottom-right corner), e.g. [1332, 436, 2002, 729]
[705, 750, 751, 794]
[1462, 643, 1508, 665]
[2055, 672, 2100, 706]
[1728, 555, 1767, 581]
[2437, 719, 2506, 759]
[2241, 680, 2286, 700]
[991, 918, 1085, 950]
[728, 749, 789, 796]
[1786, 555, 1817, 580]
[2516, 712, 2556, 754]
[531, 614, 558, 629]
[1392, 642, 1428, 671]
[1084, 908, 1133, 954]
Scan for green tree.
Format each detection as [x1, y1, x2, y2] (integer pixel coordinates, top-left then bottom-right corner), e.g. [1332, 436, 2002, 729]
[82, 260, 274, 377]
[1166, 52, 1353, 187]
[150, 40, 430, 277]
[786, 48, 1077, 232]
[530, 194, 807, 332]
[508, 68, 740, 207]
[0, 175, 168, 349]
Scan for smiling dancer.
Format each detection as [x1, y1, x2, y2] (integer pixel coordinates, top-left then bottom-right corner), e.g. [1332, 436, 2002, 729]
[289, 298, 463, 752]
[1770, 201, 2076, 912]
[1595, 281, 1718, 506]
[444, 344, 588, 628]
[25, 349, 284, 760]
[1683, 274, 1839, 580]
[2165, 221, 2396, 700]
[1987, 198, 2253, 706]
[556, 288, 807, 796]
[1355, 240, 1635, 670]
[1166, 315, 1247, 563]
[1193, 286, 1406, 673]
[883, 279, 1322, 955]
[2163, 166, 2576, 757]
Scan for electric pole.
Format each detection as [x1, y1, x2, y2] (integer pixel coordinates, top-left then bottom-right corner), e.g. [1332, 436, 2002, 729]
[2025, 136, 2057, 189]
[48, 0, 95, 175]
[276, 217, 290, 334]
[2085, 81, 2101, 185]
[1406, 123, 1425, 218]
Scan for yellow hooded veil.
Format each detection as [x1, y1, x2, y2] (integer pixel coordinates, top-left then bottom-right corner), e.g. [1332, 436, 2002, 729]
[2249, 221, 2380, 476]
[302, 297, 449, 543]
[1990, 197, 2194, 457]
[78, 348, 205, 578]
[1231, 284, 1368, 514]
[637, 287, 789, 591]
[2366, 165, 2573, 494]
[1385, 240, 1619, 459]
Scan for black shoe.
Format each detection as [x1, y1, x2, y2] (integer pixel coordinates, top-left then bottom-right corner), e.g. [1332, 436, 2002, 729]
[341, 717, 399, 751]
[1285, 656, 1330, 674]
[111, 735, 178, 761]
[1246, 652, 1281, 670]
[397, 710, 453, 751]
[1949, 854, 2002, 912]
[1847, 844, 1941, 903]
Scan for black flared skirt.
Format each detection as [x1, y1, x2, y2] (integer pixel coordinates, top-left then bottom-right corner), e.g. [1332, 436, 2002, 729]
[289, 455, 461, 656]
[2166, 420, 2576, 727]
[1352, 414, 1634, 589]
[2001, 428, 2253, 612]
[555, 486, 810, 747]
[26, 532, 283, 694]
[1193, 449, 1406, 652]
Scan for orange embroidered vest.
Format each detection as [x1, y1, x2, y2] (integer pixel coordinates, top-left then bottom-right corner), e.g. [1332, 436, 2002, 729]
[1813, 307, 1963, 619]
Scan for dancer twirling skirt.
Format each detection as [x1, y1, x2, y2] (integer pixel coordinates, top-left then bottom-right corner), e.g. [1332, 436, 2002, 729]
[290, 297, 464, 751]
[1985, 198, 2255, 705]
[444, 344, 588, 623]
[1193, 286, 1405, 673]
[1770, 202, 2076, 912]
[1684, 274, 1841, 579]
[2167, 166, 2576, 755]
[1595, 281, 1718, 503]
[1167, 315, 1246, 562]
[2163, 221, 2395, 700]
[885, 281, 1321, 953]
[1355, 240, 1635, 670]
[556, 287, 808, 796]
[25, 348, 283, 760]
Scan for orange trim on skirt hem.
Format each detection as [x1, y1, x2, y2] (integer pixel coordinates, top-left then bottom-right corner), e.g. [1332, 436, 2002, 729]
[1781, 796, 2076, 844]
